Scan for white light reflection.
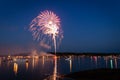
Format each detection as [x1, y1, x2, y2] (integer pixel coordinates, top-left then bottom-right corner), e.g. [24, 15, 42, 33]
[32, 56, 38, 69]
[110, 59, 113, 69]
[65, 56, 72, 72]
[69, 56, 72, 72]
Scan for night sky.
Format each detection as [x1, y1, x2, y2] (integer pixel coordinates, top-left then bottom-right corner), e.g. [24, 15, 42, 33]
[0, 0, 120, 54]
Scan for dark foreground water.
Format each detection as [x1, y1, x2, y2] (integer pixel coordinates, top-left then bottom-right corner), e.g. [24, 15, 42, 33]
[0, 55, 120, 80]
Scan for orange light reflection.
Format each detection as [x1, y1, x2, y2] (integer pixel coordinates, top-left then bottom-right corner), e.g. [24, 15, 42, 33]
[13, 63, 18, 75]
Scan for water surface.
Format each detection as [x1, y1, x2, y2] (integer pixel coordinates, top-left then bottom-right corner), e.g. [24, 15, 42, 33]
[0, 55, 120, 80]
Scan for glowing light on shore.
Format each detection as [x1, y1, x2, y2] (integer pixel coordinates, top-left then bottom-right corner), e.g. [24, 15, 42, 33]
[29, 10, 63, 54]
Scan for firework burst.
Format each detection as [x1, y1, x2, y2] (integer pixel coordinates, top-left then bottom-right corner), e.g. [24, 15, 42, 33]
[29, 10, 63, 53]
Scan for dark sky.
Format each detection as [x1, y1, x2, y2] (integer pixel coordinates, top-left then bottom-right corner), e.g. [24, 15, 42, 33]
[0, 0, 120, 54]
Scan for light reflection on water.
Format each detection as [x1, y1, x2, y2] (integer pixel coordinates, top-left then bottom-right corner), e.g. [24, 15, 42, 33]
[69, 57, 72, 72]
[0, 58, 1, 67]
[13, 62, 18, 75]
[26, 61, 28, 70]
[53, 56, 57, 80]
[0, 55, 120, 80]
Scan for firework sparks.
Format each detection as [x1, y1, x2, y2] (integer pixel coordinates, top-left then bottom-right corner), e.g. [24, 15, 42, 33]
[29, 10, 63, 54]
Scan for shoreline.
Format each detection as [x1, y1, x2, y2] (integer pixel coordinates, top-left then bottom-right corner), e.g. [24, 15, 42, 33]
[0, 52, 120, 57]
[63, 68, 120, 80]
